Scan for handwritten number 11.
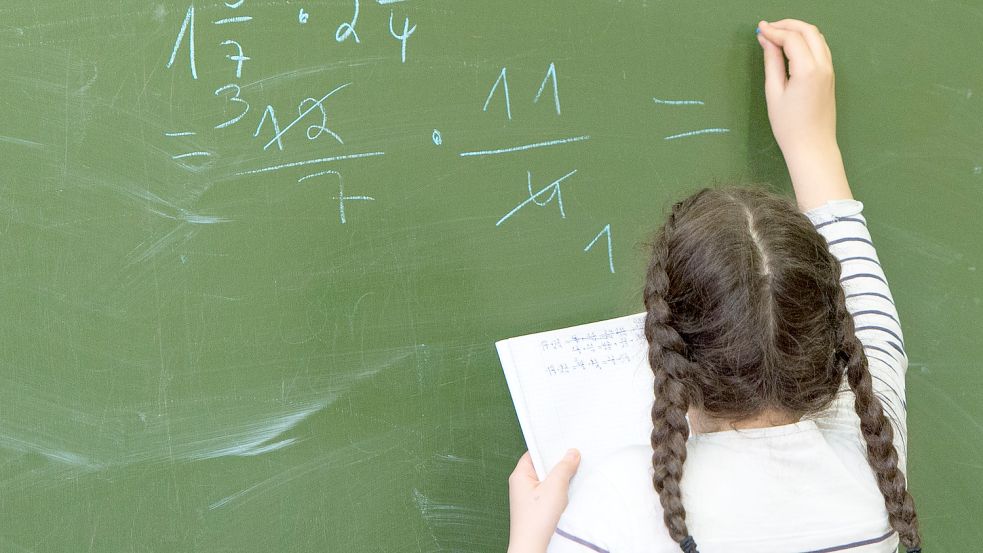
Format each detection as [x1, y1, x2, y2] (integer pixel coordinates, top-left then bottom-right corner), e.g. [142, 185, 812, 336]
[483, 63, 561, 120]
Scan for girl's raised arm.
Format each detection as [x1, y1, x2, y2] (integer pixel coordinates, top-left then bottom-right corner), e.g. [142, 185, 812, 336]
[760, 20, 910, 472]
[757, 19, 853, 212]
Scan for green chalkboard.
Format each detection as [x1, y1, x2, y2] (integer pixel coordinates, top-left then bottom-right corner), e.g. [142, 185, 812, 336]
[1, 1, 980, 550]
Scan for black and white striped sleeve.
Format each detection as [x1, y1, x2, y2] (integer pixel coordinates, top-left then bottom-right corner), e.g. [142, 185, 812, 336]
[805, 199, 909, 474]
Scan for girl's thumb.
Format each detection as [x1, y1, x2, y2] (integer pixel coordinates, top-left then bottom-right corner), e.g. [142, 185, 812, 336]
[545, 449, 581, 488]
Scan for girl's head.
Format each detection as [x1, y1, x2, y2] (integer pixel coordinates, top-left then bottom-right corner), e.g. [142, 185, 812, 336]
[643, 185, 920, 551]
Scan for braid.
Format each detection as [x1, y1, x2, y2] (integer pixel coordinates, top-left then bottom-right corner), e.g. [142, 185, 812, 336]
[830, 260, 921, 550]
[645, 220, 700, 553]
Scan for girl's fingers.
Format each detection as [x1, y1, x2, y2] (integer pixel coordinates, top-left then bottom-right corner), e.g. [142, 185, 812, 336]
[509, 452, 538, 486]
[767, 18, 832, 64]
[758, 33, 787, 99]
[757, 21, 816, 76]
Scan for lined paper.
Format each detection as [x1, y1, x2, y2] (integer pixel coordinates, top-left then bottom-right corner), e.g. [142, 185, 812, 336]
[496, 313, 653, 480]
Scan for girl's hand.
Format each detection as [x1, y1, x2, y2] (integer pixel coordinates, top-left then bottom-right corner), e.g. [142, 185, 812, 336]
[757, 18, 853, 212]
[756, 19, 838, 162]
[507, 450, 581, 553]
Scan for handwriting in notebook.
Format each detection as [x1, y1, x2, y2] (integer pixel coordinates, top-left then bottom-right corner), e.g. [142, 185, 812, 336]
[538, 322, 641, 376]
[497, 313, 652, 479]
[544, 354, 635, 377]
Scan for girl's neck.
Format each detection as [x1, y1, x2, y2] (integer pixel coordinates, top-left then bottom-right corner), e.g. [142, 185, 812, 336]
[688, 407, 800, 434]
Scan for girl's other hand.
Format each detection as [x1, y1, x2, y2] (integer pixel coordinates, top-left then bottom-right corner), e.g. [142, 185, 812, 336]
[507, 450, 581, 553]
[756, 19, 838, 163]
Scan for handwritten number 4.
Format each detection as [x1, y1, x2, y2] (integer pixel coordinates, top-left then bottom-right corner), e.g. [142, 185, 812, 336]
[496, 170, 577, 227]
[388, 11, 417, 64]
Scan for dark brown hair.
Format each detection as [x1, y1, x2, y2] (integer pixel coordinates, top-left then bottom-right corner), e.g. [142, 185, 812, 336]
[643, 185, 920, 552]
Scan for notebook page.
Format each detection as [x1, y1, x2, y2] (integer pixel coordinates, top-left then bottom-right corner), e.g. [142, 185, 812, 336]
[496, 312, 653, 480]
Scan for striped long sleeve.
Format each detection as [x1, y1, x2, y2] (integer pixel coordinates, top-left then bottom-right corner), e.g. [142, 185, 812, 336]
[805, 199, 910, 476]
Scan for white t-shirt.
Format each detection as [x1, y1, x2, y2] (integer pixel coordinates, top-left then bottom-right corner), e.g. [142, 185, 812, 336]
[548, 199, 909, 553]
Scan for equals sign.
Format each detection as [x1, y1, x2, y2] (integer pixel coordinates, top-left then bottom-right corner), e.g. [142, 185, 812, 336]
[165, 131, 213, 163]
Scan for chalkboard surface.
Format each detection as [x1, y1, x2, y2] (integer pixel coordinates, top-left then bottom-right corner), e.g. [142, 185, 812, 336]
[1, 1, 980, 551]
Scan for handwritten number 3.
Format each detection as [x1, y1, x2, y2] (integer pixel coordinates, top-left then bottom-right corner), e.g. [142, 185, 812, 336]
[214, 84, 250, 129]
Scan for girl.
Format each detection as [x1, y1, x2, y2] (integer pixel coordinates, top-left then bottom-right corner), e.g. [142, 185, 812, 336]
[506, 19, 921, 553]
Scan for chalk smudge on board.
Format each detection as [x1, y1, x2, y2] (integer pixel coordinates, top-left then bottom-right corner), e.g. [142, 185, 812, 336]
[0, 135, 44, 149]
[207, 428, 416, 511]
[0, 398, 324, 470]
[112, 185, 230, 263]
[412, 487, 497, 548]
[125, 224, 198, 265]
[876, 221, 965, 266]
[0, 347, 420, 494]
[153, 4, 168, 23]
[912, 367, 983, 435]
[0, 433, 101, 470]
[933, 83, 973, 99]
[178, 212, 229, 224]
[0, 535, 39, 553]
[188, 402, 324, 460]
[239, 60, 387, 92]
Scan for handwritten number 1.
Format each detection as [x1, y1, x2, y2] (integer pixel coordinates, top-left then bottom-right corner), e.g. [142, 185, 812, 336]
[255, 105, 284, 150]
[166, 5, 197, 79]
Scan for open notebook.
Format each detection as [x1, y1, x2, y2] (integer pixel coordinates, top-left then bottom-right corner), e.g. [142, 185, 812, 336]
[496, 312, 654, 480]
